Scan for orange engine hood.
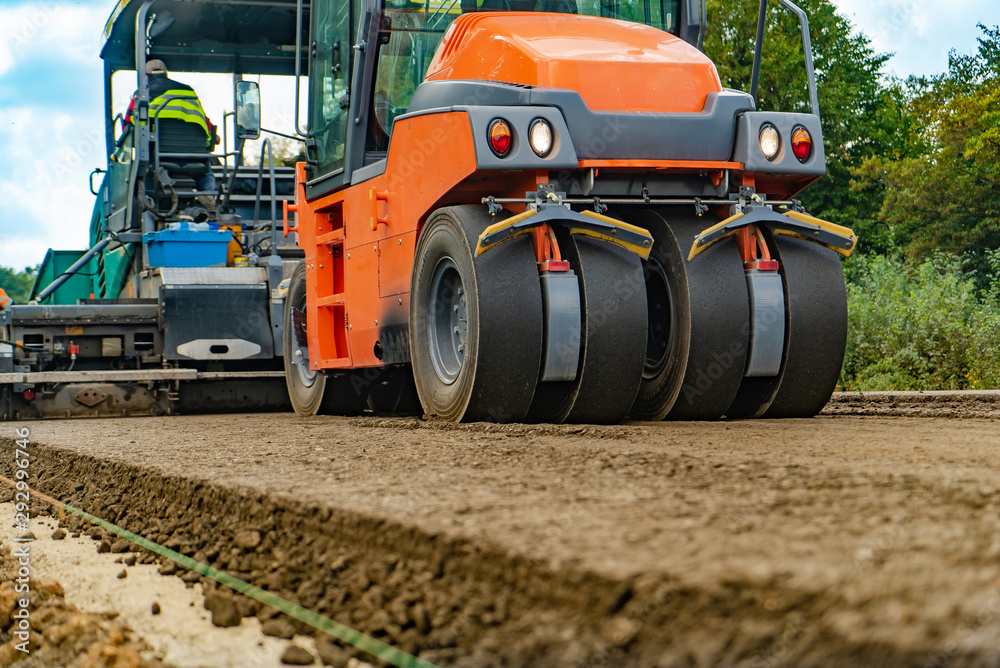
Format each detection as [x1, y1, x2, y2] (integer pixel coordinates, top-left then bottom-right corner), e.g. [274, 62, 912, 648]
[425, 13, 723, 113]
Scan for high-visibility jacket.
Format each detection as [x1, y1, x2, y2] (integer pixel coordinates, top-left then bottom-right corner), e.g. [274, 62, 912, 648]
[0, 287, 12, 309]
[125, 75, 215, 149]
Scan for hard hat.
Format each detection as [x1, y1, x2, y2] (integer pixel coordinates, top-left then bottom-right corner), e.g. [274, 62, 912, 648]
[146, 59, 168, 76]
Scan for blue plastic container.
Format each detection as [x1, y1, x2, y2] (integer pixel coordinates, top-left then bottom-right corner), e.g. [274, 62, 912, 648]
[143, 223, 232, 268]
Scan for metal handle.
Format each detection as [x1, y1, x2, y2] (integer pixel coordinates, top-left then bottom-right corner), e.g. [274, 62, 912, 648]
[352, 5, 376, 126]
[252, 138, 280, 250]
[749, 0, 820, 119]
[283, 200, 298, 239]
[134, 0, 157, 166]
[294, 0, 310, 137]
[369, 187, 389, 231]
[89, 168, 105, 196]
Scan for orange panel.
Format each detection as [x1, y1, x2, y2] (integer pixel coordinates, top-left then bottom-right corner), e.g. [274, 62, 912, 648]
[426, 13, 722, 114]
[344, 241, 381, 368]
[295, 111, 479, 370]
[379, 231, 417, 298]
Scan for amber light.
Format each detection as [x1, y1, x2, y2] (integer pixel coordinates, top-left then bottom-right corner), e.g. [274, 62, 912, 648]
[791, 126, 812, 162]
[488, 119, 512, 157]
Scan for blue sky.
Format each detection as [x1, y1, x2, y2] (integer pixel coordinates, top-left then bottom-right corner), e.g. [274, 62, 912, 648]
[1, 0, 999, 271]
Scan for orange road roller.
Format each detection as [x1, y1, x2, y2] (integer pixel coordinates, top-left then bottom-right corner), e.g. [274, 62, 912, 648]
[283, 0, 856, 423]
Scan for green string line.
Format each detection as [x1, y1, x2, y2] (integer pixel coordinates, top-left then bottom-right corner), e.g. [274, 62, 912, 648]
[60, 502, 440, 668]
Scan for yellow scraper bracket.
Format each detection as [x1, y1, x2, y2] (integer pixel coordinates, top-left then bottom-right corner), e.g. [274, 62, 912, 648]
[688, 206, 857, 261]
[475, 209, 538, 256]
[476, 207, 653, 260]
[568, 210, 653, 261]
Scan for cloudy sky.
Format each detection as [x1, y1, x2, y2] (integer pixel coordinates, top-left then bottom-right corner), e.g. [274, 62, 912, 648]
[1, 0, 998, 271]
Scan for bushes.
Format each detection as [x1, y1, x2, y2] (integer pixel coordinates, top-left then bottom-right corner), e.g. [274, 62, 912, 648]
[841, 252, 1000, 390]
[0, 266, 37, 303]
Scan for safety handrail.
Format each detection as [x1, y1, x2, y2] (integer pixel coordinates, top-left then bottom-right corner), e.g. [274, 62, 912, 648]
[294, 0, 309, 137]
[252, 139, 280, 251]
[749, 0, 820, 120]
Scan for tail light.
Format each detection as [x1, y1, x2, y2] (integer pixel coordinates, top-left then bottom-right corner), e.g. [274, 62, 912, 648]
[791, 126, 812, 162]
[488, 119, 512, 157]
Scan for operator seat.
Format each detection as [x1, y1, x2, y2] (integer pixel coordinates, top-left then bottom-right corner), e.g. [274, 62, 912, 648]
[153, 118, 213, 193]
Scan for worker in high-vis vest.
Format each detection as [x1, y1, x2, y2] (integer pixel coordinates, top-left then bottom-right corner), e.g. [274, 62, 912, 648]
[124, 59, 220, 193]
[0, 287, 12, 310]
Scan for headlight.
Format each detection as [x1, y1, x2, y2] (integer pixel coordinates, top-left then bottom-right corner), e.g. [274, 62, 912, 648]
[528, 119, 553, 157]
[758, 123, 780, 161]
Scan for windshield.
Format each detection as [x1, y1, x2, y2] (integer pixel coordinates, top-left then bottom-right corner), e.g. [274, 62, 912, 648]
[384, 0, 680, 33]
[372, 0, 680, 127]
[310, 0, 681, 180]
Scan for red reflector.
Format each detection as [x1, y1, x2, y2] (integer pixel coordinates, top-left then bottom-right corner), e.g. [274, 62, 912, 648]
[488, 119, 512, 157]
[745, 259, 779, 271]
[540, 260, 570, 272]
[23, 389, 35, 401]
[791, 126, 812, 162]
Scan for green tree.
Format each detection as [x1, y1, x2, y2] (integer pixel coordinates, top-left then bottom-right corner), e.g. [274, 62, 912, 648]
[0, 266, 38, 303]
[852, 25, 1000, 271]
[703, 0, 910, 253]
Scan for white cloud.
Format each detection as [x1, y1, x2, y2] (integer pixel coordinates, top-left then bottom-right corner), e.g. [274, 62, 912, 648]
[0, 2, 105, 75]
[0, 2, 109, 269]
[832, 0, 1000, 77]
[0, 107, 99, 268]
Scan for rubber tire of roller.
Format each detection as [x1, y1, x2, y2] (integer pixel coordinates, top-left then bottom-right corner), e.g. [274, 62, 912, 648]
[760, 236, 847, 418]
[410, 205, 543, 422]
[626, 207, 750, 421]
[283, 262, 366, 416]
[526, 234, 646, 425]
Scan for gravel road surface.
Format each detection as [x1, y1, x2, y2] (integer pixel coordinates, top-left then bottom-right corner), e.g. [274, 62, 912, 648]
[2, 407, 998, 666]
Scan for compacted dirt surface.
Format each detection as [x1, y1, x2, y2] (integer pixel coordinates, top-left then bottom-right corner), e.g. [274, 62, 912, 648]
[1, 398, 999, 667]
[826, 390, 1000, 419]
